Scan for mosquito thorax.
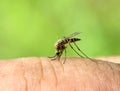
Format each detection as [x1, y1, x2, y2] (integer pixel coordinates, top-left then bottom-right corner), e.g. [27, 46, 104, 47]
[54, 39, 66, 51]
[54, 39, 62, 47]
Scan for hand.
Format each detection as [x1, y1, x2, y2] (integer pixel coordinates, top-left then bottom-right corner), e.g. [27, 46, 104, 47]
[0, 56, 120, 91]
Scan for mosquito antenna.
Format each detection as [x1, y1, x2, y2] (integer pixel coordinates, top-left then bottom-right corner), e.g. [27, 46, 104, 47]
[69, 43, 84, 58]
[63, 49, 66, 64]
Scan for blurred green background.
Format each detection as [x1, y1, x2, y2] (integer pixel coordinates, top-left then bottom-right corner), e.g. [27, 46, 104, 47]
[0, 0, 120, 59]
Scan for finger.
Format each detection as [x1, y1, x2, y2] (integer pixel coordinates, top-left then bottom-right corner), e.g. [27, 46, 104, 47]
[0, 57, 120, 91]
[96, 56, 120, 63]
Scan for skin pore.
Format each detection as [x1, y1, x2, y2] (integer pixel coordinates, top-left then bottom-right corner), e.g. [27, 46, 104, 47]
[0, 57, 120, 91]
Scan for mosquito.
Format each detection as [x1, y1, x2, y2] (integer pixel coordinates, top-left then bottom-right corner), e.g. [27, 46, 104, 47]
[49, 32, 92, 64]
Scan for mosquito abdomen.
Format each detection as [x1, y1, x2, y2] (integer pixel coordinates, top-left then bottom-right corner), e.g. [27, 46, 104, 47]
[69, 38, 81, 43]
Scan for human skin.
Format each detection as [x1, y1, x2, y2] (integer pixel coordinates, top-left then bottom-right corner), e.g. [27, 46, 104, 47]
[0, 57, 120, 91]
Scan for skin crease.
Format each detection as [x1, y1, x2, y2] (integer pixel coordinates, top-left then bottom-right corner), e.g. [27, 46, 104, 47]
[0, 57, 120, 91]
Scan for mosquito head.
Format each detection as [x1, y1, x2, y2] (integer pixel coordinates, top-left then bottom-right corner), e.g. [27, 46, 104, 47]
[56, 51, 60, 56]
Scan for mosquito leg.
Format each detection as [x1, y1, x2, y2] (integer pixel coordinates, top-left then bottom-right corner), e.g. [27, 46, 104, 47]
[48, 54, 57, 58]
[48, 54, 58, 60]
[58, 51, 63, 60]
[73, 42, 90, 58]
[73, 42, 96, 62]
[48, 52, 60, 60]
[48, 55, 58, 60]
[69, 43, 84, 58]
[57, 55, 60, 61]
[63, 49, 66, 64]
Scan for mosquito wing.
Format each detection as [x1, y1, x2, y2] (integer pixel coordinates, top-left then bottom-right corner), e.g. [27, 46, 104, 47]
[64, 32, 80, 39]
